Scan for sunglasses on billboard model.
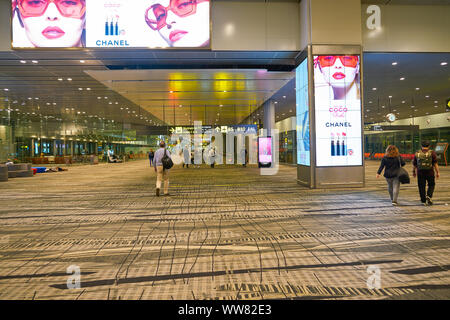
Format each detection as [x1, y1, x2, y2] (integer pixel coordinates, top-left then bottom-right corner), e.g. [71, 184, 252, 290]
[17, 0, 86, 19]
[318, 56, 359, 68]
[145, 0, 209, 31]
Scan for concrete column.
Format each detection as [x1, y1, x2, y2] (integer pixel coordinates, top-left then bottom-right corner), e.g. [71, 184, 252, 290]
[263, 99, 275, 137]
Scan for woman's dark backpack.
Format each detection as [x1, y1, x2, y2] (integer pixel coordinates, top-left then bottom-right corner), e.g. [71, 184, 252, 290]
[162, 149, 173, 170]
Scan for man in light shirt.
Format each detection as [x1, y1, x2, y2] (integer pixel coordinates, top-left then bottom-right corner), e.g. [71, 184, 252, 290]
[153, 141, 171, 196]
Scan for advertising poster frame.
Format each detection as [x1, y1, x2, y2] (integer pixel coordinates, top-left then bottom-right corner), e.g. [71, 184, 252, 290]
[10, 0, 212, 50]
[313, 52, 363, 168]
[257, 136, 272, 168]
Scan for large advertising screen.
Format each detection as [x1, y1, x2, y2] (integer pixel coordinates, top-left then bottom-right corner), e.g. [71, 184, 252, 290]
[258, 137, 272, 164]
[296, 58, 310, 166]
[313, 55, 362, 167]
[12, 0, 210, 49]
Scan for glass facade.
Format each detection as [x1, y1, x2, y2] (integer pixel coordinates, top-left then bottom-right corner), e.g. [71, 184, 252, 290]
[364, 127, 450, 162]
[279, 130, 296, 164]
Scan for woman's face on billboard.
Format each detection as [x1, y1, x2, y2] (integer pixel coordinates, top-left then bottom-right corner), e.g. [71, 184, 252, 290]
[18, 0, 85, 48]
[319, 56, 359, 89]
[146, 0, 210, 47]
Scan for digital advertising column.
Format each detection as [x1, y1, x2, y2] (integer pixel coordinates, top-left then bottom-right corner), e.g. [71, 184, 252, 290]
[297, 46, 365, 189]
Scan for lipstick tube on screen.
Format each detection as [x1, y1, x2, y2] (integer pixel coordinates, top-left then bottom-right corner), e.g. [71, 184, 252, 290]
[342, 132, 347, 156]
[105, 17, 109, 36]
[110, 17, 114, 36]
[331, 133, 335, 156]
[336, 133, 341, 156]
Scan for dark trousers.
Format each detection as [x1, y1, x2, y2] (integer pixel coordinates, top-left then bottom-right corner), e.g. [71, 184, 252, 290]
[418, 175, 435, 203]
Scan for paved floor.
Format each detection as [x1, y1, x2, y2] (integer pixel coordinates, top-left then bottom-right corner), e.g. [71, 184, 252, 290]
[0, 160, 449, 300]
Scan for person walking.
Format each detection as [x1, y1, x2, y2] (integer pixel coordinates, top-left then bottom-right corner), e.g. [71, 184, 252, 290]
[413, 140, 440, 206]
[376, 145, 405, 206]
[209, 144, 216, 168]
[153, 141, 171, 197]
[183, 145, 190, 168]
[148, 148, 154, 166]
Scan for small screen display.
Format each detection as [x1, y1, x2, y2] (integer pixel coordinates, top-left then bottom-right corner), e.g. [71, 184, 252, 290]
[258, 137, 272, 164]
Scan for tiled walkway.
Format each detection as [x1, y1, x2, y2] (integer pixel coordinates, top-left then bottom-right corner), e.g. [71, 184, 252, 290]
[0, 160, 449, 300]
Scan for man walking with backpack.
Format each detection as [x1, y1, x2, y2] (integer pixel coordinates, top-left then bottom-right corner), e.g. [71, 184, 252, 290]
[413, 141, 440, 206]
[153, 141, 173, 197]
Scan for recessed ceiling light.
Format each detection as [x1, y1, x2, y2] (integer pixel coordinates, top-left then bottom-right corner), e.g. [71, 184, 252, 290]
[400, 77, 405, 80]
[402, 101, 406, 103]
[283, 96, 286, 99]
[86, 88, 91, 90]
[415, 88, 420, 90]
[382, 106, 385, 108]
[434, 100, 438, 103]
[78, 88, 83, 90]
[32, 60, 38, 64]
[372, 88, 377, 90]
[388, 96, 392, 98]
[58, 78, 63, 81]
[425, 95, 430, 98]
[441, 62, 448, 66]
[67, 78, 72, 81]
[3, 88, 8, 91]
[434, 105, 438, 108]
[392, 62, 398, 65]
[80, 60, 85, 63]
[20, 60, 26, 64]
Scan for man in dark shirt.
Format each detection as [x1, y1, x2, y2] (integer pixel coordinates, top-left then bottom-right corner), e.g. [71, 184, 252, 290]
[413, 141, 440, 206]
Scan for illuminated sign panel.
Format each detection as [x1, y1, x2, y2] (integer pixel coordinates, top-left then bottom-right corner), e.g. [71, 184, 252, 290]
[12, 0, 210, 49]
[295, 58, 310, 166]
[313, 55, 362, 167]
[258, 137, 272, 164]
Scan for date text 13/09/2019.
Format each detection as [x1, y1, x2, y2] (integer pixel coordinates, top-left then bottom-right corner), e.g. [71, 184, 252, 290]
[178, 304, 272, 317]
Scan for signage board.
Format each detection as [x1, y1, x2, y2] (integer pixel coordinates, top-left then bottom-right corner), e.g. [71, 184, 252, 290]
[313, 55, 362, 167]
[12, 0, 211, 49]
[296, 58, 310, 166]
[258, 137, 272, 165]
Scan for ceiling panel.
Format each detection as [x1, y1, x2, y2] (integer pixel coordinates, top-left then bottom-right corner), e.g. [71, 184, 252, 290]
[85, 69, 294, 125]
